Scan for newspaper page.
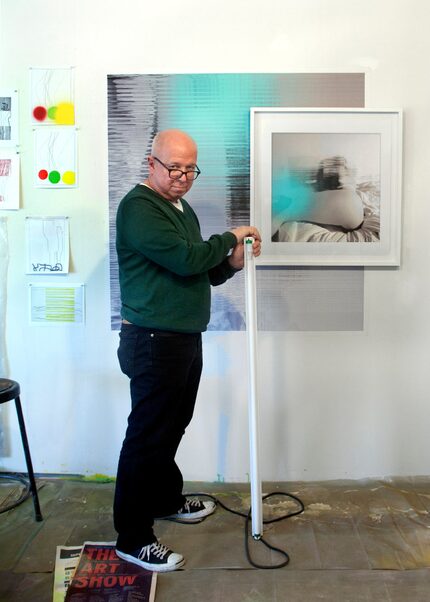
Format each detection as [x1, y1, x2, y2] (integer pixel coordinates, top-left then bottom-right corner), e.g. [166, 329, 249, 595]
[52, 545, 82, 602]
[64, 542, 157, 601]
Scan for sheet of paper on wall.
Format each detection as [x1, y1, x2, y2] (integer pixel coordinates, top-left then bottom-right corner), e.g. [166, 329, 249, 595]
[0, 90, 19, 147]
[0, 218, 8, 375]
[25, 216, 69, 274]
[30, 67, 75, 126]
[29, 283, 84, 325]
[34, 127, 78, 188]
[0, 151, 20, 210]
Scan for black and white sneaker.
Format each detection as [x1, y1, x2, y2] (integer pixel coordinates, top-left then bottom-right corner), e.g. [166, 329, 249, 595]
[116, 540, 184, 572]
[163, 498, 216, 523]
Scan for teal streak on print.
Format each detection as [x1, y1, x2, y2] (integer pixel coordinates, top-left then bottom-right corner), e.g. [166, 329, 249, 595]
[159, 74, 282, 329]
[160, 74, 281, 232]
[167, 73, 280, 145]
[272, 169, 313, 227]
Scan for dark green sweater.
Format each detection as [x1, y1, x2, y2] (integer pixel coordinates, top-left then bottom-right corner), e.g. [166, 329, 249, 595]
[116, 185, 238, 332]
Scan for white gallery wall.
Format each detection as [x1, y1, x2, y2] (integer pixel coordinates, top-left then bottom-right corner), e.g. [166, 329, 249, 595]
[1, 0, 430, 482]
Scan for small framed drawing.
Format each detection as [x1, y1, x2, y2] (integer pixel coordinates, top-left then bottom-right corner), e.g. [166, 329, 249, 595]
[250, 108, 403, 266]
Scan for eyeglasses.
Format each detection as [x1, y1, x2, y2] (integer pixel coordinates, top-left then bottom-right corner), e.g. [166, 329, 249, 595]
[152, 156, 201, 181]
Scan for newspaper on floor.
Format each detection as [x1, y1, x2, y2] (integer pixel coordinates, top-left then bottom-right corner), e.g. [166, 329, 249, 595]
[54, 541, 157, 602]
[52, 544, 83, 602]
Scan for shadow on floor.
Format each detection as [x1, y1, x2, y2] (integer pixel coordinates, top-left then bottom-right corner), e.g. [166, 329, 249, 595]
[1, 477, 430, 601]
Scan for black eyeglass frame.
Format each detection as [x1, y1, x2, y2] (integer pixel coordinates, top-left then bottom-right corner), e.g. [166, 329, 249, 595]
[152, 156, 201, 181]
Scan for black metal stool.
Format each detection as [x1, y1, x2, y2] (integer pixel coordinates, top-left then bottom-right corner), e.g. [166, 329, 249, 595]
[0, 378, 43, 521]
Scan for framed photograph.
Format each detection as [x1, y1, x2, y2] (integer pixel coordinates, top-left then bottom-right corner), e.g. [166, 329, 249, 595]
[0, 90, 19, 147]
[251, 108, 403, 266]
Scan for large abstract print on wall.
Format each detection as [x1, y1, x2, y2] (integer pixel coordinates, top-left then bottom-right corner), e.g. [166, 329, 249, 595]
[251, 108, 402, 266]
[108, 74, 365, 331]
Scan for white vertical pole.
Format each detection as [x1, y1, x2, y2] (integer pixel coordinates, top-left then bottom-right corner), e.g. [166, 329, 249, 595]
[244, 236, 263, 539]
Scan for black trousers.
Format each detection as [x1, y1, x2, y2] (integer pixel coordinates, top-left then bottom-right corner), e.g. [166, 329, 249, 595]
[114, 323, 203, 551]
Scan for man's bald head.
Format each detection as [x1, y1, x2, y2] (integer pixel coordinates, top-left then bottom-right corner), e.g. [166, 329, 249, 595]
[147, 129, 199, 202]
[151, 129, 197, 161]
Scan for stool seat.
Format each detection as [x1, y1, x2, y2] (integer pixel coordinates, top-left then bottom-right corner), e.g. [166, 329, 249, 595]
[0, 378, 43, 521]
[0, 378, 20, 403]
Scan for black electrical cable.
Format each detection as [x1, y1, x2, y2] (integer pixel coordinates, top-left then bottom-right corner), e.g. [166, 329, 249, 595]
[0, 472, 31, 514]
[176, 490, 305, 569]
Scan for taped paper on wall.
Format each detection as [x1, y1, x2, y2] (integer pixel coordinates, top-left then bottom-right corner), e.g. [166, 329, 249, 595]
[26, 216, 69, 274]
[0, 151, 20, 210]
[0, 90, 19, 146]
[30, 67, 75, 126]
[0, 218, 8, 375]
[34, 127, 77, 188]
[29, 283, 84, 324]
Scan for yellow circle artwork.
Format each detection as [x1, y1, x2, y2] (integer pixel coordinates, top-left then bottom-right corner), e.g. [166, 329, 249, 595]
[54, 102, 75, 125]
[62, 171, 76, 185]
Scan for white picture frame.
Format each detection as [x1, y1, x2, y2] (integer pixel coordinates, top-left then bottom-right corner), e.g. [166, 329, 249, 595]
[251, 108, 403, 266]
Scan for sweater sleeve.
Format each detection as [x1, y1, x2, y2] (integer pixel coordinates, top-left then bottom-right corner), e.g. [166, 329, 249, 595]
[119, 196, 237, 277]
[208, 258, 241, 286]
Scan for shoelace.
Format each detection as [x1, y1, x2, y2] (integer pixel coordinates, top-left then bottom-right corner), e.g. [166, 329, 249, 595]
[183, 498, 203, 512]
[139, 542, 169, 560]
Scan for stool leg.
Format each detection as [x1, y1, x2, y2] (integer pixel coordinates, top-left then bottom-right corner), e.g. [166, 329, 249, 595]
[14, 396, 43, 521]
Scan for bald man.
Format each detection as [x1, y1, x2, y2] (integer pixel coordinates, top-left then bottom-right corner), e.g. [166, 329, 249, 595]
[114, 130, 261, 572]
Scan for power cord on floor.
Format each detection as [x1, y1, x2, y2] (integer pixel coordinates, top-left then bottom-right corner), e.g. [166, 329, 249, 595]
[0, 472, 31, 514]
[182, 490, 305, 569]
[0, 475, 304, 568]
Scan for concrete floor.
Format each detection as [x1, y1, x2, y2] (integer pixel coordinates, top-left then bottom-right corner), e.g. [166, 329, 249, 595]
[1, 476, 430, 601]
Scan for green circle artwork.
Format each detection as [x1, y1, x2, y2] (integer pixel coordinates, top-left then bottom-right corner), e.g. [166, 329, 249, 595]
[47, 106, 58, 120]
[49, 171, 61, 184]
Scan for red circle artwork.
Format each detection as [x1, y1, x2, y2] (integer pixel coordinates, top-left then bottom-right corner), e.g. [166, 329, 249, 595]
[33, 106, 47, 121]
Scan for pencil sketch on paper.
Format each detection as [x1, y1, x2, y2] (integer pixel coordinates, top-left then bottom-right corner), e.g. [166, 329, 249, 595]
[0, 152, 20, 210]
[26, 217, 70, 274]
[0, 97, 12, 141]
[30, 67, 75, 125]
[34, 127, 77, 188]
[29, 284, 84, 324]
[0, 91, 18, 146]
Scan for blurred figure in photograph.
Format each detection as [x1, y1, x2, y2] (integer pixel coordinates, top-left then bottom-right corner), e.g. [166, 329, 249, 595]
[272, 156, 373, 243]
